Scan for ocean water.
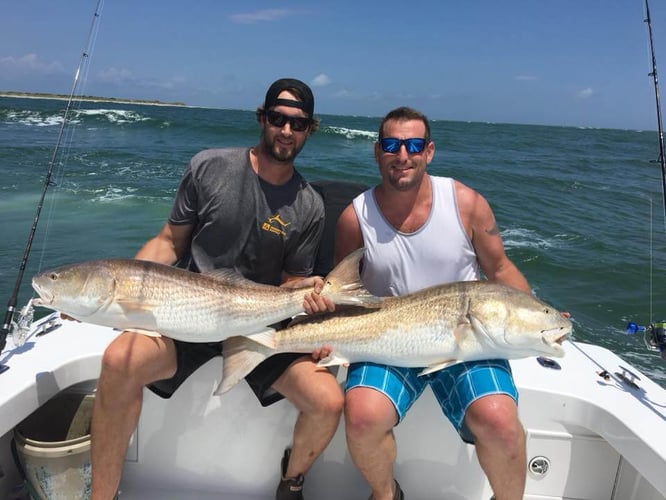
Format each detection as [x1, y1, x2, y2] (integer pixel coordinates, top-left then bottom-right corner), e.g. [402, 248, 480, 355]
[1, 96, 665, 387]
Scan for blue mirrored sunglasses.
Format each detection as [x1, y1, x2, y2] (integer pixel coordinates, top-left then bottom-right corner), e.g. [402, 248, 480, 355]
[379, 137, 427, 154]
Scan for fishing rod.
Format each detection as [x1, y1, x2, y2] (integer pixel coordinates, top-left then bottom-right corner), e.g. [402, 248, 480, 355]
[644, 0, 666, 225]
[0, 0, 104, 364]
[626, 0, 666, 360]
[644, 0, 666, 360]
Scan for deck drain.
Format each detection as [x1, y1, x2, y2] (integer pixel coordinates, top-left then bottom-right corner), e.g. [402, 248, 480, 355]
[528, 456, 550, 477]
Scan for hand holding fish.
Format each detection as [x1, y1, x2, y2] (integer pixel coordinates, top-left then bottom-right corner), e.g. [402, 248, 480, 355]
[301, 277, 336, 315]
[310, 344, 336, 362]
[279, 274, 337, 314]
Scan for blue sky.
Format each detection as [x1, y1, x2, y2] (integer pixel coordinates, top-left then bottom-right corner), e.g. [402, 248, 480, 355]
[2, 0, 665, 130]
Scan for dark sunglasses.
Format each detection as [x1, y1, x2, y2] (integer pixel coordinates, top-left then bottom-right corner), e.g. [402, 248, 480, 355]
[265, 110, 312, 132]
[379, 137, 428, 154]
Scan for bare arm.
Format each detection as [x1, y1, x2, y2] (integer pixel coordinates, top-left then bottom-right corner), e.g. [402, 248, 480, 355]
[334, 203, 364, 265]
[455, 181, 531, 293]
[135, 223, 194, 265]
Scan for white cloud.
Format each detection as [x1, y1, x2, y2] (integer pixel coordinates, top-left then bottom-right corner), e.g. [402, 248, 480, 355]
[230, 9, 290, 24]
[577, 87, 594, 99]
[0, 53, 64, 74]
[311, 74, 331, 87]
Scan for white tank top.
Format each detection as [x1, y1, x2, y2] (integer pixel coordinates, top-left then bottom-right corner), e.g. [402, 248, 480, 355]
[353, 176, 480, 297]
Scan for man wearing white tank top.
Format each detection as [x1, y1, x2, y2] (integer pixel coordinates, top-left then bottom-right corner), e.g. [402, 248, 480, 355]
[335, 107, 531, 500]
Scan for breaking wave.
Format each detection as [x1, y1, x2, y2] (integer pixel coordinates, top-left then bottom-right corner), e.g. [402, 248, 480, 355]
[1, 108, 153, 127]
[74, 108, 152, 124]
[2, 109, 72, 127]
[324, 126, 377, 141]
[501, 228, 562, 251]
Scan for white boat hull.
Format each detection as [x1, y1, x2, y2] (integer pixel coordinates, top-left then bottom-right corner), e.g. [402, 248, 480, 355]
[1, 313, 665, 499]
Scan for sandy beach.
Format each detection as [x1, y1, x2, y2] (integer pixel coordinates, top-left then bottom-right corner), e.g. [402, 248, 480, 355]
[0, 91, 186, 107]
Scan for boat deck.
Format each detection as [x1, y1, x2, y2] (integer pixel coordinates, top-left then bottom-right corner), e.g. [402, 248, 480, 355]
[1, 314, 665, 499]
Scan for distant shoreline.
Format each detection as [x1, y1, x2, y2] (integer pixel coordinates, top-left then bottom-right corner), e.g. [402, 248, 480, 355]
[0, 91, 187, 107]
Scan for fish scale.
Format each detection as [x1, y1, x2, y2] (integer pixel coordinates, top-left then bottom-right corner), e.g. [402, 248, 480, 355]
[113, 267, 302, 334]
[219, 281, 572, 394]
[274, 286, 471, 359]
[31, 248, 381, 342]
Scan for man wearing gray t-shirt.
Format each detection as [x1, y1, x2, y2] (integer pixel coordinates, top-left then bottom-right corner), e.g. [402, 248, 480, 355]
[90, 78, 339, 500]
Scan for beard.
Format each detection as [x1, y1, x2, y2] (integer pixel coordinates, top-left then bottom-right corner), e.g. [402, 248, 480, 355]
[262, 132, 304, 163]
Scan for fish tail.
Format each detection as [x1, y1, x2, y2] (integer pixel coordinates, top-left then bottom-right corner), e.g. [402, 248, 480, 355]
[215, 335, 274, 395]
[323, 247, 382, 308]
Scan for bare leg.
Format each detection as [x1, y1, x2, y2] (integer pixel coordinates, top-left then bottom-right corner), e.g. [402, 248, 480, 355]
[464, 395, 526, 500]
[91, 332, 177, 500]
[271, 356, 344, 478]
[345, 387, 399, 500]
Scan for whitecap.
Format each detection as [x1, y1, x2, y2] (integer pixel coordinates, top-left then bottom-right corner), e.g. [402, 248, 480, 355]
[4, 110, 79, 127]
[325, 126, 377, 140]
[501, 228, 555, 250]
[74, 109, 151, 124]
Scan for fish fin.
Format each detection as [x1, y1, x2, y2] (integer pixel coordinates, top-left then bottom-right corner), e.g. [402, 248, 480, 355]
[204, 268, 261, 288]
[114, 295, 160, 313]
[246, 328, 278, 349]
[322, 247, 382, 308]
[453, 323, 474, 347]
[111, 295, 161, 327]
[316, 353, 350, 368]
[126, 328, 162, 338]
[286, 313, 309, 327]
[215, 335, 275, 395]
[418, 360, 459, 376]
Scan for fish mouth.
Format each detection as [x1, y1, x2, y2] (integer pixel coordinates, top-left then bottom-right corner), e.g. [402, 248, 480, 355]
[31, 280, 53, 306]
[541, 327, 571, 356]
[553, 332, 569, 345]
[542, 326, 571, 344]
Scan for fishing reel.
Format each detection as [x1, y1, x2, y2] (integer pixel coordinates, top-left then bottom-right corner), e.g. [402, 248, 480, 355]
[626, 321, 666, 359]
[10, 299, 35, 348]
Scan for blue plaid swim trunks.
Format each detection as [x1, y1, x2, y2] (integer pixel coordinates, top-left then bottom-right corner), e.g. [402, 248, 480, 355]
[345, 359, 518, 443]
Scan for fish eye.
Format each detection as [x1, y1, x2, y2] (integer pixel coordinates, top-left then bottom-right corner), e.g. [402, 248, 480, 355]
[49, 272, 58, 281]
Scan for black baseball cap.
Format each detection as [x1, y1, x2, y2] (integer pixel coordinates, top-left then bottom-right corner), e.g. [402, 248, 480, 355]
[264, 78, 315, 118]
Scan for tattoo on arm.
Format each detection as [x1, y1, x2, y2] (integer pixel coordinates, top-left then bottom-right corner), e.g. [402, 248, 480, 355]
[485, 224, 500, 236]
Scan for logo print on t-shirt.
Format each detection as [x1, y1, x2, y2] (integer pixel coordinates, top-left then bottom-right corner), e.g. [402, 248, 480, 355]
[262, 213, 291, 236]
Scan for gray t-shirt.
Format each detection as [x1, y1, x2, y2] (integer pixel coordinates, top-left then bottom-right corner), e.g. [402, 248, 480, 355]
[168, 147, 324, 286]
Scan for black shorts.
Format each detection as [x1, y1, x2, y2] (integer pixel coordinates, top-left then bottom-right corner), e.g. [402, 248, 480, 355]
[147, 339, 304, 406]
